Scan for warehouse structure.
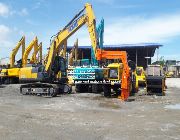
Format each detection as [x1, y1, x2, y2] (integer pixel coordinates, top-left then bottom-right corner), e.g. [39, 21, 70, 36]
[67, 43, 162, 68]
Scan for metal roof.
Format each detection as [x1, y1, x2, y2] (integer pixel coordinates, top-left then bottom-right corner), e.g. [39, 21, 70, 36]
[66, 43, 162, 68]
[67, 43, 162, 49]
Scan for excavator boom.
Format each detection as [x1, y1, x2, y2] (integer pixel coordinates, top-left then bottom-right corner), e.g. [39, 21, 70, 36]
[30, 42, 42, 64]
[10, 36, 25, 68]
[45, 3, 98, 73]
[69, 39, 78, 66]
[22, 37, 38, 67]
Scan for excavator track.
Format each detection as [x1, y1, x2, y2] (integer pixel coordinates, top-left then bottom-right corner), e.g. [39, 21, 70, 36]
[20, 83, 72, 97]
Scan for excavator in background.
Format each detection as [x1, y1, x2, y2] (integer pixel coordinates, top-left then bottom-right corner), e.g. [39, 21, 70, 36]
[68, 39, 78, 66]
[10, 36, 25, 68]
[0, 36, 39, 84]
[0, 36, 25, 84]
[22, 36, 38, 68]
[59, 40, 67, 58]
[67, 39, 79, 85]
[135, 66, 146, 86]
[146, 65, 166, 96]
[30, 42, 42, 64]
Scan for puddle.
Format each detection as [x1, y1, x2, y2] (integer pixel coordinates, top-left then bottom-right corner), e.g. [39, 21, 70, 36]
[165, 104, 180, 110]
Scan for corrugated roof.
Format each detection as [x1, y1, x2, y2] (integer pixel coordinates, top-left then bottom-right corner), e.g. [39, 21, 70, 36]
[67, 43, 162, 49]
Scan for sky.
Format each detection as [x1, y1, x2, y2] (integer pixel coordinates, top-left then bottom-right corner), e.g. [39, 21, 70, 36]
[0, 0, 180, 62]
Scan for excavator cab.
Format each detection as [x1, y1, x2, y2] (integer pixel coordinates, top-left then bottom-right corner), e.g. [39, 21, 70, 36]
[103, 63, 123, 97]
[103, 61, 137, 97]
[135, 66, 146, 86]
[107, 63, 123, 81]
[19, 56, 67, 83]
[51, 56, 68, 83]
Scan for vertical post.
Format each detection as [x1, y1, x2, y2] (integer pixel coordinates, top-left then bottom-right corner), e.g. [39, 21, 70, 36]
[75, 39, 78, 61]
[63, 40, 67, 58]
[136, 49, 137, 66]
[39, 42, 42, 63]
[147, 48, 148, 67]
[157, 47, 159, 61]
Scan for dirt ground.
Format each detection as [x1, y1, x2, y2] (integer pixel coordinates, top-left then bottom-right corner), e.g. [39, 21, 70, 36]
[0, 78, 180, 140]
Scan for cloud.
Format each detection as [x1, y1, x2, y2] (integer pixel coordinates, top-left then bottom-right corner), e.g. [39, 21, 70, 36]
[11, 8, 29, 16]
[0, 2, 9, 17]
[19, 8, 28, 16]
[92, 0, 115, 5]
[25, 19, 38, 26]
[0, 24, 14, 59]
[0, 25, 11, 42]
[73, 13, 180, 46]
[104, 13, 180, 44]
[0, 24, 37, 59]
[0, 2, 28, 17]
[113, 4, 140, 9]
[32, 0, 47, 10]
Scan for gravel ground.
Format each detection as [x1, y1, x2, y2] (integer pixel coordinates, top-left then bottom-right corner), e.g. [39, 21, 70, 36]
[0, 78, 180, 140]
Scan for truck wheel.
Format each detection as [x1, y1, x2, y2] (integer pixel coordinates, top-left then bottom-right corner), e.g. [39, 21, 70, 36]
[92, 84, 99, 93]
[75, 85, 82, 93]
[131, 80, 137, 96]
[130, 83, 135, 96]
[103, 85, 111, 97]
[63, 84, 72, 94]
[75, 84, 88, 93]
[4, 78, 10, 84]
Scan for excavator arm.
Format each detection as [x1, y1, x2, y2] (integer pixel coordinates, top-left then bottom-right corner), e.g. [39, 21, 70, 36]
[45, 3, 98, 72]
[30, 42, 42, 64]
[22, 37, 38, 67]
[96, 49, 130, 100]
[59, 40, 67, 58]
[69, 39, 78, 66]
[10, 36, 25, 68]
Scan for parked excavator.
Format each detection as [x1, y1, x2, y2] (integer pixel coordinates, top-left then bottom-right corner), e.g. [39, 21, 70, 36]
[10, 36, 25, 68]
[59, 40, 67, 58]
[30, 42, 42, 64]
[0, 36, 25, 84]
[68, 39, 78, 66]
[0, 36, 40, 84]
[146, 65, 166, 95]
[22, 36, 38, 68]
[135, 66, 146, 86]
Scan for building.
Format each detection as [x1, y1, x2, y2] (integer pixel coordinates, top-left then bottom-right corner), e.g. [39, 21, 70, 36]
[67, 43, 162, 68]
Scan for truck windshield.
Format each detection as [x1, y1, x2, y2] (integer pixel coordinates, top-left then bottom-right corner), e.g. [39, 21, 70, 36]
[136, 68, 142, 76]
[109, 68, 118, 79]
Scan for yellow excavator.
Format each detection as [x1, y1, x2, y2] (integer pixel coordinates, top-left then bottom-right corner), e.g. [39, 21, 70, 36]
[30, 42, 42, 64]
[22, 36, 38, 68]
[59, 40, 67, 58]
[69, 39, 78, 66]
[10, 36, 25, 68]
[0, 36, 25, 84]
[19, 3, 99, 97]
[67, 39, 79, 85]
[0, 36, 40, 84]
[135, 66, 146, 86]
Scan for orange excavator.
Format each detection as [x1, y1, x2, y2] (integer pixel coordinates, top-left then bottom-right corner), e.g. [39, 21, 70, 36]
[96, 50, 131, 100]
